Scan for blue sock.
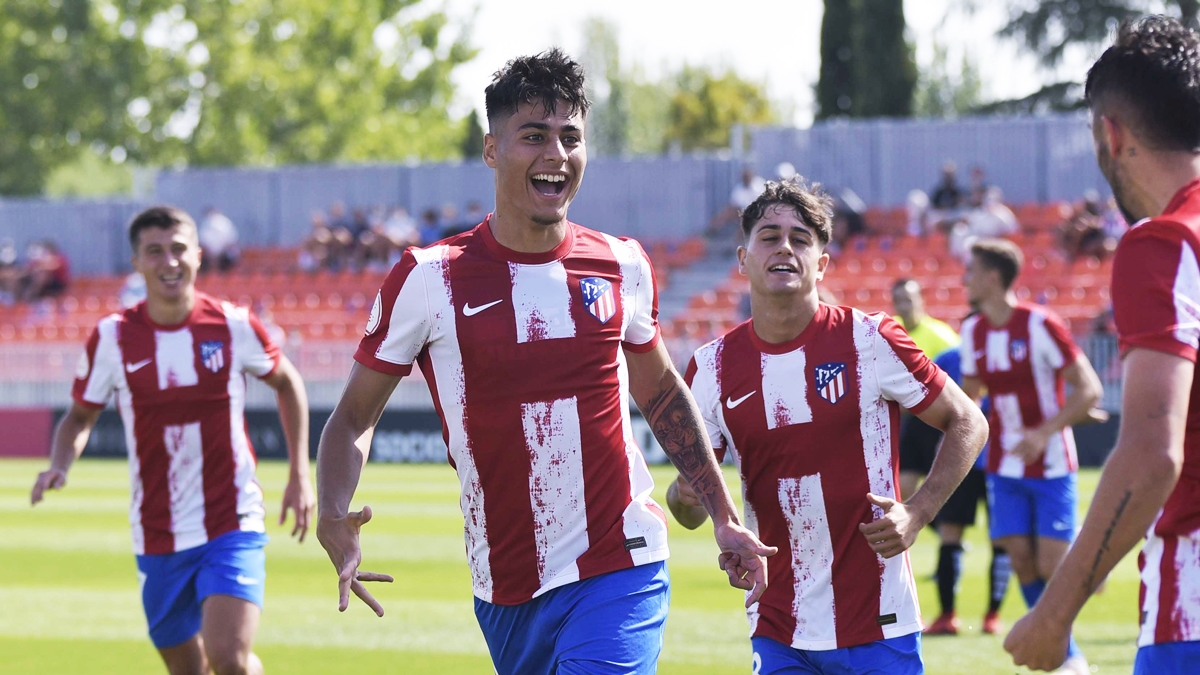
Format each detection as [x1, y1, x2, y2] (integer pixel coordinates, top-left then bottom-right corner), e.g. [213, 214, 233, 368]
[1020, 579, 1046, 609]
[1067, 634, 1082, 659]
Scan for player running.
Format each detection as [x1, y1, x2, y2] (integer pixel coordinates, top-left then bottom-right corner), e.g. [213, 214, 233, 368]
[959, 238, 1103, 675]
[667, 179, 988, 674]
[30, 206, 315, 675]
[315, 49, 774, 675]
[1006, 16, 1200, 674]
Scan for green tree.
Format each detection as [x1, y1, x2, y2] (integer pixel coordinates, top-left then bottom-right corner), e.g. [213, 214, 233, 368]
[852, 0, 917, 117]
[663, 67, 776, 152]
[1002, 1, 1197, 68]
[914, 43, 983, 118]
[580, 17, 629, 157]
[816, 0, 856, 119]
[460, 108, 484, 161]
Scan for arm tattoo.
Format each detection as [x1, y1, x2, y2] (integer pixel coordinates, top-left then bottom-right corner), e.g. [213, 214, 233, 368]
[644, 374, 724, 518]
[1084, 489, 1134, 593]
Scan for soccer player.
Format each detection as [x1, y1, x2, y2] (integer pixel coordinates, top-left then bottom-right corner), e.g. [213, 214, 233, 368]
[29, 206, 315, 675]
[1006, 16, 1200, 673]
[314, 49, 774, 675]
[667, 179, 988, 674]
[959, 238, 1103, 675]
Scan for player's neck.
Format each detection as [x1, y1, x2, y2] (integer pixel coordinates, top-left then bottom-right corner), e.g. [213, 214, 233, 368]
[750, 291, 819, 344]
[979, 292, 1017, 327]
[1136, 154, 1200, 218]
[488, 210, 568, 254]
[145, 290, 196, 327]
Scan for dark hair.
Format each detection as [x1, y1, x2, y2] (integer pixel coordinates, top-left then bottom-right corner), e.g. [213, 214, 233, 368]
[740, 178, 834, 245]
[128, 206, 196, 251]
[892, 277, 919, 293]
[484, 48, 590, 128]
[970, 238, 1024, 289]
[1085, 15, 1200, 152]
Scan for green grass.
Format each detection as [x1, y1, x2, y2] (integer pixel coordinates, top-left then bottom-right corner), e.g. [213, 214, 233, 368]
[0, 461, 1140, 674]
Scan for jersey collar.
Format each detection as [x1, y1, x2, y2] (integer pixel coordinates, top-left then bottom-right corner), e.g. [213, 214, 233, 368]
[1163, 177, 1200, 217]
[479, 213, 576, 265]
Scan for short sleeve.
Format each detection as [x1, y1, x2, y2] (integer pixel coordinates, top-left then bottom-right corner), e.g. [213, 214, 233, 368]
[71, 320, 119, 409]
[243, 311, 283, 378]
[874, 315, 947, 414]
[1032, 309, 1080, 371]
[354, 248, 433, 376]
[621, 238, 661, 353]
[958, 316, 978, 377]
[684, 350, 727, 463]
[1112, 222, 1200, 362]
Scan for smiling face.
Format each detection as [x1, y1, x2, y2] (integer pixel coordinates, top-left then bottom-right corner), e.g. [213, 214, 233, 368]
[132, 223, 201, 305]
[963, 254, 999, 306]
[738, 204, 829, 299]
[484, 99, 586, 229]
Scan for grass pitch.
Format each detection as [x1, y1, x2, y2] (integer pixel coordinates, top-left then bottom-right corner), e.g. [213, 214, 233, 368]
[0, 460, 1140, 674]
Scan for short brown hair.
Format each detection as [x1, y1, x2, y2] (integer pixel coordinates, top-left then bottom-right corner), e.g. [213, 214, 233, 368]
[128, 206, 197, 251]
[970, 238, 1024, 289]
[740, 178, 834, 245]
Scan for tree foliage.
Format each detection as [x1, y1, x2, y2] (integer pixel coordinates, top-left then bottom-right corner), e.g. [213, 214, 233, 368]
[816, 0, 917, 119]
[816, 0, 856, 119]
[0, 0, 476, 195]
[913, 43, 983, 118]
[664, 67, 777, 152]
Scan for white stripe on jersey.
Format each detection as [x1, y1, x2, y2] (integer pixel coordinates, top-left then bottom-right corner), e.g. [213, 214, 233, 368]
[985, 330, 1012, 373]
[615, 346, 671, 567]
[1029, 313, 1073, 476]
[1140, 524, 1166, 647]
[155, 329, 199, 389]
[762, 350, 813, 430]
[414, 246, 495, 601]
[600, 234, 656, 346]
[509, 260, 576, 343]
[992, 393, 1029, 477]
[223, 304, 266, 533]
[164, 421, 207, 551]
[1176, 536, 1200, 641]
[1174, 243, 1200, 349]
[853, 313, 895, 519]
[523, 397, 588, 590]
[779, 474, 838, 649]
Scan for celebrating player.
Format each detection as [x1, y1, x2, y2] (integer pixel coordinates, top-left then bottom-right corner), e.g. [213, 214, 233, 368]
[1006, 16, 1200, 673]
[959, 238, 1103, 675]
[30, 206, 315, 675]
[315, 49, 774, 675]
[667, 179, 988, 674]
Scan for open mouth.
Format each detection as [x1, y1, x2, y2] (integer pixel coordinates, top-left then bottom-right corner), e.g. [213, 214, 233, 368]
[768, 263, 798, 275]
[531, 173, 567, 197]
[160, 272, 184, 289]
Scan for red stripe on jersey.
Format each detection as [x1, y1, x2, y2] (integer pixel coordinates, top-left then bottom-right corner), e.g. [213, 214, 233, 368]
[1156, 535, 1182, 644]
[191, 308, 240, 543]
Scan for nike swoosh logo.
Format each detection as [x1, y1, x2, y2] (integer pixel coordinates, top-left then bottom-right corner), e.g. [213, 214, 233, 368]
[463, 299, 503, 317]
[125, 359, 152, 373]
[726, 391, 757, 409]
[235, 574, 259, 586]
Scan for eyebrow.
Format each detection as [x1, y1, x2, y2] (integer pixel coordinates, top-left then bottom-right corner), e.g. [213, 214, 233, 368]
[517, 122, 582, 133]
[755, 223, 813, 236]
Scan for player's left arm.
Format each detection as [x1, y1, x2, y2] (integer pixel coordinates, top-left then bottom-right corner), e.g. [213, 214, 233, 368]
[260, 354, 314, 542]
[1013, 353, 1103, 463]
[625, 340, 778, 605]
[860, 380, 989, 558]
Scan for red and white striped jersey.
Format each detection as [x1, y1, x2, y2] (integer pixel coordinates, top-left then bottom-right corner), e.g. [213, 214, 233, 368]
[72, 293, 281, 556]
[1109, 178, 1200, 647]
[684, 305, 946, 650]
[355, 217, 669, 606]
[959, 304, 1081, 479]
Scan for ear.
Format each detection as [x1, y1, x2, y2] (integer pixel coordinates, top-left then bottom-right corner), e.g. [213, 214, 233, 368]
[815, 250, 830, 282]
[736, 245, 748, 275]
[483, 133, 498, 169]
[1100, 115, 1124, 159]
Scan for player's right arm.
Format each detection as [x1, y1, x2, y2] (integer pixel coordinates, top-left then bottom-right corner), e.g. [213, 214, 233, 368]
[665, 353, 724, 531]
[30, 403, 102, 505]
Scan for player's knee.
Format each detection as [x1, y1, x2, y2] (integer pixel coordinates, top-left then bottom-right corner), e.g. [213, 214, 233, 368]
[207, 647, 251, 675]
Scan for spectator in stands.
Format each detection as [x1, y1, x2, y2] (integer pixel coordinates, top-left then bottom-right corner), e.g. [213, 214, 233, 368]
[931, 161, 964, 210]
[706, 166, 766, 243]
[462, 200, 488, 229]
[198, 207, 239, 273]
[0, 238, 19, 304]
[19, 239, 70, 302]
[949, 187, 1020, 261]
[827, 187, 867, 255]
[299, 210, 349, 272]
[418, 208, 442, 245]
[968, 165, 990, 208]
[1059, 191, 1119, 261]
[357, 221, 396, 273]
[907, 189, 931, 236]
[384, 206, 418, 248]
[328, 201, 352, 232]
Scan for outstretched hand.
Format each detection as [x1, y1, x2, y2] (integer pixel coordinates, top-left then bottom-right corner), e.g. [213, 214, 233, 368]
[858, 493, 925, 559]
[280, 475, 316, 542]
[714, 522, 778, 608]
[316, 505, 394, 617]
[30, 468, 67, 506]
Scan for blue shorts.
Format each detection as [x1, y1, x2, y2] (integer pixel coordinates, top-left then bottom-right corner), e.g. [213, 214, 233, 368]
[135, 530, 268, 649]
[987, 473, 1077, 542]
[751, 633, 923, 675]
[474, 561, 669, 675]
[1134, 641, 1200, 674]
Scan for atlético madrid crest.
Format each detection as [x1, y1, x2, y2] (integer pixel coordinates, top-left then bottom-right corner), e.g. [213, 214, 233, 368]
[200, 340, 225, 373]
[580, 277, 616, 323]
[1010, 339, 1029, 362]
[815, 362, 847, 404]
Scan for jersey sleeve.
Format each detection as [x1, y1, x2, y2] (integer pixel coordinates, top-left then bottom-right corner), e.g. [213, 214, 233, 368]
[1032, 309, 1080, 371]
[958, 317, 978, 377]
[243, 311, 283, 378]
[874, 315, 947, 414]
[683, 351, 727, 463]
[620, 238, 661, 353]
[1111, 221, 1200, 362]
[355, 247, 433, 376]
[71, 320, 119, 409]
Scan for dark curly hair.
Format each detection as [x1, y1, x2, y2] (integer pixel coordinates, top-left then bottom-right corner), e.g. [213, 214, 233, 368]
[128, 206, 197, 251]
[484, 48, 590, 129]
[1085, 15, 1200, 152]
[740, 178, 834, 245]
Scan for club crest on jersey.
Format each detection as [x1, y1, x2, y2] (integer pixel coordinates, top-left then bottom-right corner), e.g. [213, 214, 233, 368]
[1010, 339, 1028, 362]
[200, 340, 225, 373]
[815, 362, 847, 404]
[580, 277, 616, 324]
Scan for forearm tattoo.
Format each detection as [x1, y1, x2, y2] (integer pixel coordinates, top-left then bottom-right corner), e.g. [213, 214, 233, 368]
[1084, 489, 1133, 593]
[645, 373, 725, 519]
